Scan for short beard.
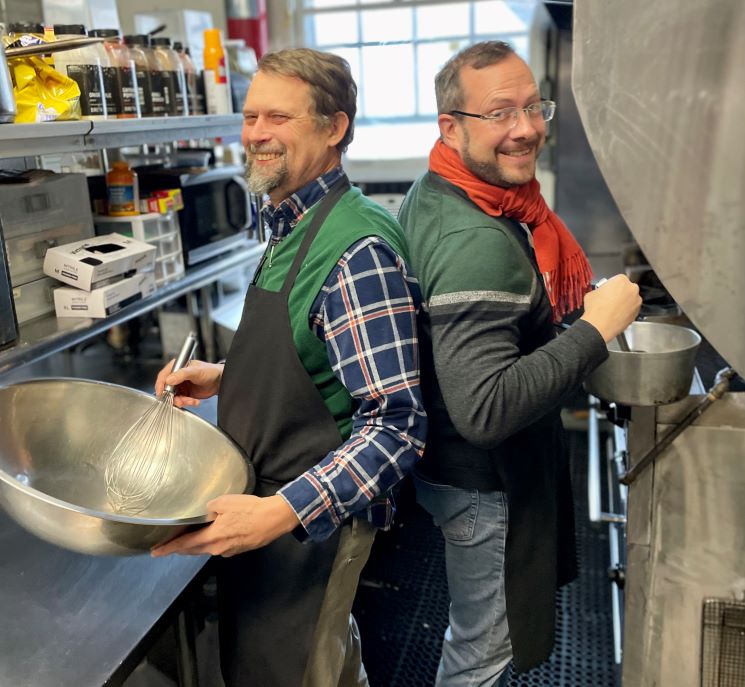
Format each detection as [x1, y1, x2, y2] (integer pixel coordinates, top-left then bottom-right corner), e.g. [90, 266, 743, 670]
[245, 146, 288, 196]
[461, 127, 537, 188]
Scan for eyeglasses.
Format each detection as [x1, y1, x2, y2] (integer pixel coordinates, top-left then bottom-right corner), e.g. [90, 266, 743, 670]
[449, 100, 556, 128]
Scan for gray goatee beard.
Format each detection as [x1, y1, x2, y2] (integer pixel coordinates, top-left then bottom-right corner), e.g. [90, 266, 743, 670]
[245, 145, 288, 196]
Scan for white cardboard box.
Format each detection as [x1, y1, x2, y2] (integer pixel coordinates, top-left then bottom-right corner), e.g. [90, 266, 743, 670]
[43, 233, 157, 291]
[54, 272, 156, 318]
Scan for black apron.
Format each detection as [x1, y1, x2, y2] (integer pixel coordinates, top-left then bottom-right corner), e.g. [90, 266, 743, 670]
[216, 179, 351, 687]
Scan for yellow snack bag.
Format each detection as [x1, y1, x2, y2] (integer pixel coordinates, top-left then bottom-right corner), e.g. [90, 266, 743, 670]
[12, 56, 81, 122]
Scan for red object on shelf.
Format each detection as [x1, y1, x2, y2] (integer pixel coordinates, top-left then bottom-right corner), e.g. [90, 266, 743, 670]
[228, 17, 268, 59]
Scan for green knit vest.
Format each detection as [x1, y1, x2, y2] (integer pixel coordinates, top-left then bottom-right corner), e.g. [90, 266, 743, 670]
[255, 186, 410, 440]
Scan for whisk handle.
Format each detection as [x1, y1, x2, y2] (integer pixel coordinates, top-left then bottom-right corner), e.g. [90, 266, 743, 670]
[164, 332, 198, 394]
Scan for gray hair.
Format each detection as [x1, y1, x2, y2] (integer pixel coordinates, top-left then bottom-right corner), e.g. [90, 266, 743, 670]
[435, 41, 516, 114]
[258, 48, 357, 152]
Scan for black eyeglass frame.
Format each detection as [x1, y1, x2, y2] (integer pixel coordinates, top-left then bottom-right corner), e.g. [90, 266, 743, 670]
[448, 100, 556, 125]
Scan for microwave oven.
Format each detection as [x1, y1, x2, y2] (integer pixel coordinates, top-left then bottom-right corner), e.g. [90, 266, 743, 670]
[137, 165, 254, 267]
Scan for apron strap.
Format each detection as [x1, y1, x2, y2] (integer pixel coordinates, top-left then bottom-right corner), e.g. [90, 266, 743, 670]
[280, 178, 351, 297]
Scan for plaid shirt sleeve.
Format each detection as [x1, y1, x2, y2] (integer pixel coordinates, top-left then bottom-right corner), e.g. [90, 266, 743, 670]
[277, 236, 427, 542]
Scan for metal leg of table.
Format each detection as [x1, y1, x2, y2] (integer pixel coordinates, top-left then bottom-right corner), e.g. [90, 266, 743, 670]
[185, 289, 217, 364]
[175, 602, 200, 687]
[199, 286, 216, 364]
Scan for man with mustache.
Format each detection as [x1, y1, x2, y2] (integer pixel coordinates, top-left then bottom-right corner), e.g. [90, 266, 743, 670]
[152, 48, 426, 687]
[398, 41, 640, 685]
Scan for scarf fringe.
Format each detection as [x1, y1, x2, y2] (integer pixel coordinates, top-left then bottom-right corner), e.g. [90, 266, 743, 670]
[544, 252, 594, 322]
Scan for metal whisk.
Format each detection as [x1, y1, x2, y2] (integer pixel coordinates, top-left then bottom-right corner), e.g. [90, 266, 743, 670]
[105, 332, 198, 515]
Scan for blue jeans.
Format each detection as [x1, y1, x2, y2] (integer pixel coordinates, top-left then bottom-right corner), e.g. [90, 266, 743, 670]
[414, 472, 512, 687]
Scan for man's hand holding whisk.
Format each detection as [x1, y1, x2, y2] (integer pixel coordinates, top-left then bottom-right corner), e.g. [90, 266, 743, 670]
[155, 359, 225, 408]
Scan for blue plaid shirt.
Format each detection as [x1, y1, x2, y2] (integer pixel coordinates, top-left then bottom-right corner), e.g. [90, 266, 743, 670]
[259, 167, 426, 542]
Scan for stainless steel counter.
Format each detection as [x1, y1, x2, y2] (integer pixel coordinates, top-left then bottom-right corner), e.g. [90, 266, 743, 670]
[0, 509, 207, 687]
[0, 241, 267, 685]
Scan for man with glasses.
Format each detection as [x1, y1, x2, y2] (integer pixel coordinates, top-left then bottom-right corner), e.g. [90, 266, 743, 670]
[398, 41, 640, 685]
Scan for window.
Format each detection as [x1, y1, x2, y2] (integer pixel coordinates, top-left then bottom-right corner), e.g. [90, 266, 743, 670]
[301, 0, 536, 159]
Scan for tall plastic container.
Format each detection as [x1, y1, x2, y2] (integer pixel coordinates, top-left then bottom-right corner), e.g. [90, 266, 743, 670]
[123, 35, 154, 117]
[173, 42, 199, 116]
[151, 37, 188, 116]
[187, 48, 206, 115]
[88, 29, 141, 119]
[85, 30, 121, 118]
[203, 29, 232, 115]
[52, 24, 107, 120]
[107, 161, 139, 217]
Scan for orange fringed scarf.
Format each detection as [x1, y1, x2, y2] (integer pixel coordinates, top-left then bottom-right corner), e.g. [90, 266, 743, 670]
[429, 139, 592, 320]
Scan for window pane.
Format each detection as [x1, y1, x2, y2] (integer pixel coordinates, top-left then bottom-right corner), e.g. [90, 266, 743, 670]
[361, 8, 412, 43]
[416, 40, 468, 115]
[304, 0, 355, 9]
[474, 1, 529, 35]
[362, 44, 415, 117]
[416, 4, 469, 40]
[347, 122, 439, 160]
[309, 11, 359, 46]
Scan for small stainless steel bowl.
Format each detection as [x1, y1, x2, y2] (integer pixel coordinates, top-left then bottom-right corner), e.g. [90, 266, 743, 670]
[584, 321, 701, 406]
[0, 378, 254, 556]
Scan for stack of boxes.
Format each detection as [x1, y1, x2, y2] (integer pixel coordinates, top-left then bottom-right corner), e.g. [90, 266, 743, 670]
[43, 233, 157, 318]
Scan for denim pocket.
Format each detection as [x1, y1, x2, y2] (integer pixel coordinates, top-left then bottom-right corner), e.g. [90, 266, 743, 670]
[413, 474, 479, 542]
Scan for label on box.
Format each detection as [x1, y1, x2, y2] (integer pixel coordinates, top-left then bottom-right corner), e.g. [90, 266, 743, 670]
[43, 233, 156, 291]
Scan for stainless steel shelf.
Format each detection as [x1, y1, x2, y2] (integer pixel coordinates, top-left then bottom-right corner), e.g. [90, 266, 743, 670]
[0, 242, 265, 377]
[0, 114, 243, 159]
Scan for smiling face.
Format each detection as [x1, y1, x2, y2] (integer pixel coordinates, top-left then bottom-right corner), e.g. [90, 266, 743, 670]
[439, 54, 546, 188]
[241, 70, 348, 204]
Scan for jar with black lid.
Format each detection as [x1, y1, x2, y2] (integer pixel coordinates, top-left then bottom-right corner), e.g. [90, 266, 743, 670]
[88, 29, 140, 118]
[123, 35, 155, 117]
[150, 37, 188, 116]
[53, 24, 108, 119]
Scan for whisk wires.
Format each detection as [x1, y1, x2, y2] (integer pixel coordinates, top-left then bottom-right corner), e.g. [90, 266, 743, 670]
[105, 391, 175, 515]
[104, 332, 197, 516]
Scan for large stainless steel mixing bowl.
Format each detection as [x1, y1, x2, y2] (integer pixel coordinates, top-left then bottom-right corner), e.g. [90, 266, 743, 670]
[584, 321, 701, 406]
[0, 378, 254, 556]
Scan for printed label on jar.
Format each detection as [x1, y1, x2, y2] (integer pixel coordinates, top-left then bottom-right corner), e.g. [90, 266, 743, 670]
[175, 74, 188, 116]
[194, 72, 206, 115]
[150, 71, 167, 115]
[101, 66, 121, 116]
[135, 68, 153, 116]
[65, 64, 106, 117]
[118, 67, 139, 116]
[108, 184, 137, 214]
[162, 71, 178, 115]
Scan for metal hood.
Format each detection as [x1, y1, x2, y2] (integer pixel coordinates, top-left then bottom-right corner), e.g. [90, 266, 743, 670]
[572, 0, 745, 372]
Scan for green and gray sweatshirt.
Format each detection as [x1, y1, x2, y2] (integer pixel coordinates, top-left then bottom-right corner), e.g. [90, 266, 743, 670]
[398, 171, 608, 671]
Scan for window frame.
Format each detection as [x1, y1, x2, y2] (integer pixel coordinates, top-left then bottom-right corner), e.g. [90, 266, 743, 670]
[300, 0, 533, 125]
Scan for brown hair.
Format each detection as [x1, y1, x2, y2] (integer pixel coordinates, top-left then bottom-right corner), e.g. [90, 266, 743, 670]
[435, 41, 515, 114]
[258, 48, 357, 152]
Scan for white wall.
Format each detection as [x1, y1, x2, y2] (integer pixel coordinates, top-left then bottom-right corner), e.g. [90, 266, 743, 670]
[118, 0, 226, 36]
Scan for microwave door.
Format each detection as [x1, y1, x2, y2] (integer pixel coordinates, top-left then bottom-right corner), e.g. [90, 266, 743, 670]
[180, 172, 251, 266]
[225, 175, 251, 234]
